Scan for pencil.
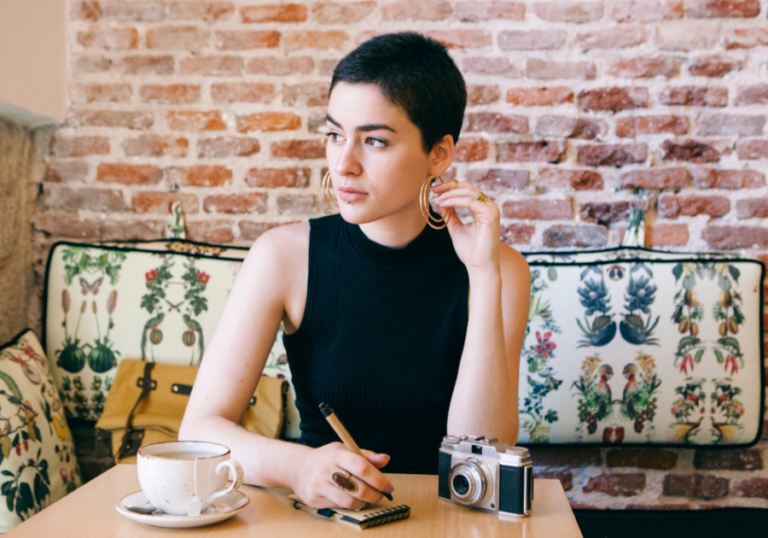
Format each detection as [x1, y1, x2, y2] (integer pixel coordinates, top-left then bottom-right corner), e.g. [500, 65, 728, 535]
[319, 402, 394, 502]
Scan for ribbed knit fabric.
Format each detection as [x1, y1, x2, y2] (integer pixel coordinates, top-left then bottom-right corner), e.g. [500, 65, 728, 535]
[283, 214, 469, 474]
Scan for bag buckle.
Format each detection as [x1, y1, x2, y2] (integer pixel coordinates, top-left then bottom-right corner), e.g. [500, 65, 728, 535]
[137, 377, 157, 390]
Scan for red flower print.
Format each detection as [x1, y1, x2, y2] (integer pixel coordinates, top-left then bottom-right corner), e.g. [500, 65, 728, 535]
[534, 331, 556, 359]
[60, 468, 68, 481]
[724, 355, 739, 376]
[679, 355, 693, 374]
[197, 272, 210, 285]
[145, 269, 158, 282]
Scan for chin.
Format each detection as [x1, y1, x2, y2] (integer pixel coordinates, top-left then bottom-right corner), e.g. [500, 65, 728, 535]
[337, 205, 381, 225]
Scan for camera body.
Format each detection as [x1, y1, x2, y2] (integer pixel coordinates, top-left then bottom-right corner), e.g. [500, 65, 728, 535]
[438, 435, 533, 517]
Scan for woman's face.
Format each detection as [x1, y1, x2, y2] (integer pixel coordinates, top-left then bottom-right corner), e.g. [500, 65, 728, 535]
[325, 82, 452, 225]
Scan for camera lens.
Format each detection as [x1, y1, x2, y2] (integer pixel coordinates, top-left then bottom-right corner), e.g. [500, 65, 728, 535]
[453, 474, 470, 496]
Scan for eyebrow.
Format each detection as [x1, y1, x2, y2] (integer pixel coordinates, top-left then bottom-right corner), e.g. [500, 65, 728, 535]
[326, 114, 396, 133]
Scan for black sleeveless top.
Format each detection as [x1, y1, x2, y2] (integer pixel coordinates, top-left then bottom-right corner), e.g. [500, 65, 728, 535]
[283, 214, 469, 474]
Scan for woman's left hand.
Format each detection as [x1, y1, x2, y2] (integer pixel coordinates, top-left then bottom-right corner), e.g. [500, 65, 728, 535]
[431, 180, 500, 276]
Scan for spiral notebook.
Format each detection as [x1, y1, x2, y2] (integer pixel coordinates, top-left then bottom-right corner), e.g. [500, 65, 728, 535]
[289, 494, 411, 529]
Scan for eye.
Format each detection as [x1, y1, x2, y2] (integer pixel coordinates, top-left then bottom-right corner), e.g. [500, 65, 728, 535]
[366, 138, 387, 148]
[325, 132, 342, 142]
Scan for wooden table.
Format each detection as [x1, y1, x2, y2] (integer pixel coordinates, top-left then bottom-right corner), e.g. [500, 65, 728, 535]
[7, 465, 582, 537]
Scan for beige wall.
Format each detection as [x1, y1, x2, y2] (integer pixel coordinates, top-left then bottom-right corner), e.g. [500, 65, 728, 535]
[0, 0, 67, 121]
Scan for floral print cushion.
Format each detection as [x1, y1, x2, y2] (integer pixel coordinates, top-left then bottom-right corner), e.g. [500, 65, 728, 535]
[0, 330, 80, 532]
[520, 249, 764, 446]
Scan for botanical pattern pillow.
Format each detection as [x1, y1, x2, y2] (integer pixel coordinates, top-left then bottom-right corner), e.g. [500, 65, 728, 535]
[0, 330, 80, 532]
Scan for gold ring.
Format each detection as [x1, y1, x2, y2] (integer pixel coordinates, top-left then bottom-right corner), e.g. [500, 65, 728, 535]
[332, 472, 358, 493]
[476, 192, 488, 203]
[453, 180, 460, 190]
[354, 501, 368, 511]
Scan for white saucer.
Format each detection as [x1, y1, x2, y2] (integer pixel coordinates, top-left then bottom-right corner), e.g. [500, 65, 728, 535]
[116, 490, 249, 528]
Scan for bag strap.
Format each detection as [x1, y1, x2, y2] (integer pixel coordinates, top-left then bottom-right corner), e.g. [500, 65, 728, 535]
[117, 362, 156, 460]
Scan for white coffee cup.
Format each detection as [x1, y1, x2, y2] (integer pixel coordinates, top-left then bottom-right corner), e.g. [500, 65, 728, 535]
[137, 441, 244, 516]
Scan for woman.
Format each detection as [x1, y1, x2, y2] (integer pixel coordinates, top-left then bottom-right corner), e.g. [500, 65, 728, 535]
[180, 32, 530, 511]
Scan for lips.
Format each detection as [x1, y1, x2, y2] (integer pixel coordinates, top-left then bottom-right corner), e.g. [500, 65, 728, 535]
[337, 186, 367, 203]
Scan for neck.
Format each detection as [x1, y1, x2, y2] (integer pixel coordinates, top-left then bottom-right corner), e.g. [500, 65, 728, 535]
[357, 199, 428, 249]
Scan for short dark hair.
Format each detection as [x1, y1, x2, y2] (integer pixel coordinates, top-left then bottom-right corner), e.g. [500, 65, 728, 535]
[329, 32, 467, 155]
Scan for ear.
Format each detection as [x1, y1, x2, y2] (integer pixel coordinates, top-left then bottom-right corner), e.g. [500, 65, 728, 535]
[428, 134, 455, 178]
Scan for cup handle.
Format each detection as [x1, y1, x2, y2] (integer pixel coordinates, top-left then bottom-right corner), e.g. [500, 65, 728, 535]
[208, 460, 244, 504]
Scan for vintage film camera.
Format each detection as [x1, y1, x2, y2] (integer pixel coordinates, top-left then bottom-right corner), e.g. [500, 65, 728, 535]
[438, 435, 533, 517]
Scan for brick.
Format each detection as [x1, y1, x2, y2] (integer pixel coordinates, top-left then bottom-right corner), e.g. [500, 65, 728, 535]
[34, 214, 165, 240]
[44, 186, 129, 213]
[168, 165, 232, 187]
[246, 56, 314, 76]
[241, 3, 307, 22]
[211, 82, 276, 103]
[239, 222, 284, 241]
[167, 1, 235, 21]
[51, 135, 109, 157]
[689, 55, 743, 77]
[578, 143, 647, 167]
[318, 59, 339, 76]
[663, 474, 728, 498]
[277, 194, 317, 214]
[583, 473, 646, 497]
[103, 1, 164, 21]
[616, 115, 689, 137]
[662, 140, 720, 163]
[502, 198, 572, 220]
[735, 84, 768, 106]
[382, 0, 451, 20]
[655, 23, 720, 50]
[245, 168, 310, 188]
[736, 139, 768, 159]
[426, 30, 492, 49]
[698, 114, 766, 136]
[693, 168, 765, 188]
[463, 113, 527, 133]
[204, 193, 267, 214]
[132, 191, 199, 214]
[618, 167, 688, 189]
[72, 55, 111, 74]
[198, 137, 261, 158]
[732, 478, 768, 499]
[724, 27, 768, 49]
[534, 2, 603, 22]
[534, 470, 573, 492]
[528, 446, 602, 467]
[122, 135, 188, 157]
[578, 87, 649, 111]
[581, 200, 646, 224]
[544, 224, 608, 247]
[507, 87, 573, 106]
[215, 30, 280, 50]
[97, 164, 163, 185]
[283, 30, 348, 49]
[283, 83, 330, 107]
[146, 26, 209, 51]
[453, 137, 488, 162]
[114, 55, 174, 75]
[71, 1, 100, 20]
[500, 223, 535, 245]
[607, 448, 677, 469]
[736, 199, 768, 218]
[461, 57, 521, 78]
[167, 111, 226, 131]
[33, 213, 99, 238]
[498, 30, 566, 51]
[270, 140, 326, 159]
[606, 57, 676, 78]
[612, 0, 683, 22]
[466, 169, 529, 192]
[140, 84, 200, 105]
[498, 141, 566, 163]
[466, 85, 501, 106]
[71, 83, 131, 103]
[180, 56, 243, 76]
[536, 168, 604, 190]
[703, 226, 768, 250]
[526, 59, 596, 80]
[312, 1, 376, 23]
[455, 1, 525, 22]
[77, 27, 138, 49]
[70, 110, 154, 130]
[45, 161, 88, 183]
[685, 0, 759, 18]
[645, 223, 689, 246]
[237, 112, 301, 133]
[535, 116, 606, 139]
[658, 194, 730, 217]
[186, 220, 234, 243]
[659, 86, 727, 107]
[577, 25, 644, 50]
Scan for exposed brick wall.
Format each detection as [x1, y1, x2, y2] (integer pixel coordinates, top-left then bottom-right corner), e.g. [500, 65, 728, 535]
[34, 0, 768, 509]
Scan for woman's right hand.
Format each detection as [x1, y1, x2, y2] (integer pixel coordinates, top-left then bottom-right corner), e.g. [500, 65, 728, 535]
[290, 442, 394, 509]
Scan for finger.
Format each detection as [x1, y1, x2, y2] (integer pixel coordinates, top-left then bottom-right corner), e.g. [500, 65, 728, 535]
[431, 180, 479, 194]
[435, 196, 500, 220]
[338, 451, 394, 495]
[361, 449, 390, 470]
[323, 481, 366, 510]
[434, 187, 488, 202]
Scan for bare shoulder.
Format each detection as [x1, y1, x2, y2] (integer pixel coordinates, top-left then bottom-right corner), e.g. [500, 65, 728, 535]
[250, 222, 309, 260]
[499, 243, 530, 289]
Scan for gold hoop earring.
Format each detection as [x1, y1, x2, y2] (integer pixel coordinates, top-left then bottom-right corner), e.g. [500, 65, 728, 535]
[420, 176, 450, 230]
[322, 170, 338, 210]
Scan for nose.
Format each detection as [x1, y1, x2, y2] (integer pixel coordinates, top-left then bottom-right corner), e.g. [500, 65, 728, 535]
[332, 137, 362, 177]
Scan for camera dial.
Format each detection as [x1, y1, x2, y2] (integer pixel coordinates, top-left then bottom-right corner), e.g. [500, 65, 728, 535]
[448, 460, 488, 506]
